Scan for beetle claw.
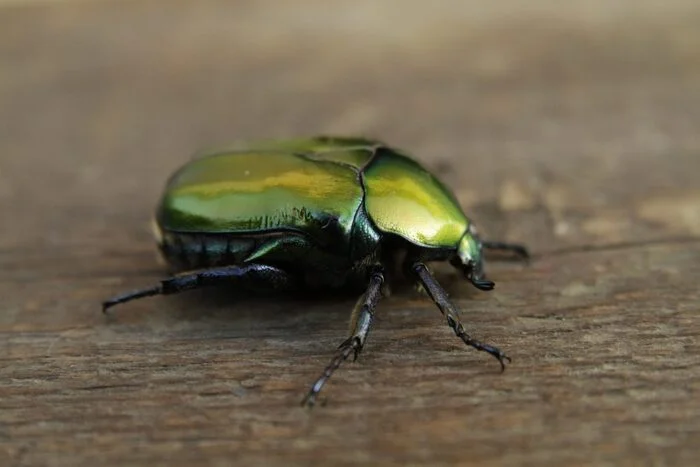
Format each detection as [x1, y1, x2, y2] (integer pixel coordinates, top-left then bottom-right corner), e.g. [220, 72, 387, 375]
[301, 393, 317, 408]
[496, 353, 512, 372]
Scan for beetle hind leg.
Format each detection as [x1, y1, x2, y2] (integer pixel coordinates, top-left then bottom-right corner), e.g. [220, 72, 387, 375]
[411, 262, 510, 370]
[301, 270, 384, 407]
[102, 264, 295, 313]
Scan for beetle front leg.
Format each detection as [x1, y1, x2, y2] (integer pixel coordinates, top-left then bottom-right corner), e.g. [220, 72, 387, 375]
[102, 264, 295, 312]
[411, 262, 511, 371]
[301, 270, 384, 407]
[481, 241, 529, 262]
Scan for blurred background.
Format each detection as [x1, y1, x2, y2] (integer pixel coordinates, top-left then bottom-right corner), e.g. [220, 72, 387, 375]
[2, 0, 699, 252]
[1, 1, 699, 466]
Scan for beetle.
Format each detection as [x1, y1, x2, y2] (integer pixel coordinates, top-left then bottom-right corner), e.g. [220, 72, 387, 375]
[103, 136, 528, 406]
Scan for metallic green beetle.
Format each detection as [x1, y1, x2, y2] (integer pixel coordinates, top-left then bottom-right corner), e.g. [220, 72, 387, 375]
[103, 136, 528, 406]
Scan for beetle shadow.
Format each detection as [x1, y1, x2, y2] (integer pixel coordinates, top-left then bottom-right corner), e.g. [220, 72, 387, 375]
[113, 264, 492, 342]
[155, 286, 361, 335]
[163, 266, 482, 316]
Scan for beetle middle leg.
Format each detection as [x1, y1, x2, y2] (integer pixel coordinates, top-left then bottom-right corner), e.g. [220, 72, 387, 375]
[411, 262, 511, 370]
[102, 264, 295, 312]
[301, 270, 384, 407]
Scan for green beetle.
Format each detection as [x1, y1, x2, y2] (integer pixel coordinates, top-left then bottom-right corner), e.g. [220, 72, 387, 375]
[103, 136, 528, 406]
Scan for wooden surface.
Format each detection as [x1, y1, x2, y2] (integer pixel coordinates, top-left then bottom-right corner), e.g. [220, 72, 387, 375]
[2, 1, 700, 465]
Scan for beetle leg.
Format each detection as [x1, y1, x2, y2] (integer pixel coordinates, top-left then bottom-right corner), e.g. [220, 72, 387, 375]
[301, 270, 384, 407]
[411, 262, 511, 371]
[481, 241, 530, 262]
[102, 264, 294, 312]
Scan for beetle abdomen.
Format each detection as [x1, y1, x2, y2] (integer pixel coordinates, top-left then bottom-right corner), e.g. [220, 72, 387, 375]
[158, 230, 364, 287]
[158, 232, 255, 271]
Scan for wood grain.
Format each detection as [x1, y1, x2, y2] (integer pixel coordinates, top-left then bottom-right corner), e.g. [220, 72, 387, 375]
[1, 1, 699, 465]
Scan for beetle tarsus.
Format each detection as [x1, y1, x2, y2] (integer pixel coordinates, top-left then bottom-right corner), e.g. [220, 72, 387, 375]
[301, 271, 384, 408]
[481, 241, 530, 262]
[459, 332, 511, 371]
[412, 262, 510, 370]
[301, 337, 360, 408]
[446, 315, 511, 371]
[102, 286, 162, 313]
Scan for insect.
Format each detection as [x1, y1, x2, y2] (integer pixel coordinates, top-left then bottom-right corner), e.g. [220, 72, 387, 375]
[103, 136, 528, 406]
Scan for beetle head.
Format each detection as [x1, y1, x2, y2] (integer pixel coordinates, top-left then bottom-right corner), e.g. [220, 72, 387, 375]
[454, 224, 495, 291]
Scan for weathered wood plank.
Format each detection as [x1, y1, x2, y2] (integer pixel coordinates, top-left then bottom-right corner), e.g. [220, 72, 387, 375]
[1, 1, 699, 466]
